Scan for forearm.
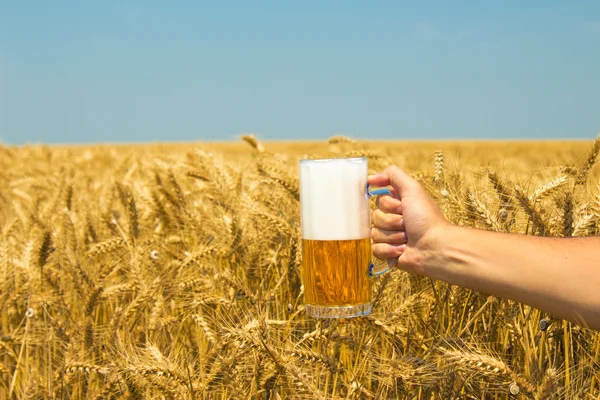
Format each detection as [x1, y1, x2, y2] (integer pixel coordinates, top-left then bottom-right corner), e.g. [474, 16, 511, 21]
[429, 225, 600, 329]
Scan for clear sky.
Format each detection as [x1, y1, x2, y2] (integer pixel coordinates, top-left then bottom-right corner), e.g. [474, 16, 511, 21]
[0, 1, 599, 144]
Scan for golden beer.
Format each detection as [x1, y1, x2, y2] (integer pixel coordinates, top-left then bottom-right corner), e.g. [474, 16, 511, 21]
[302, 238, 372, 306]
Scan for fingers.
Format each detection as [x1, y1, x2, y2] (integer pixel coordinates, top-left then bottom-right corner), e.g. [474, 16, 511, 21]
[372, 209, 404, 231]
[372, 242, 406, 260]
[375, 196, 402, 215]
[368, 166, 419, 197]
[371, 227, 408, 244]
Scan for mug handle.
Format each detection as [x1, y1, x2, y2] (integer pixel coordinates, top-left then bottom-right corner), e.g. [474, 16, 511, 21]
[366, 184, 395, 277]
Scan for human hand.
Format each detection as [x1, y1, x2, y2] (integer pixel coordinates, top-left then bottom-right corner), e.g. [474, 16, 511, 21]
[368, 166, 450, 276]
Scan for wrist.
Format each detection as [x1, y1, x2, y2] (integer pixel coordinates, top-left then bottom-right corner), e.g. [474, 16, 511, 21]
[419, 223, 467, 284]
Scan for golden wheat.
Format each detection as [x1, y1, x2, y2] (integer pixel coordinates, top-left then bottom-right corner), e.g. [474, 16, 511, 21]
[0, 138, 598, 398]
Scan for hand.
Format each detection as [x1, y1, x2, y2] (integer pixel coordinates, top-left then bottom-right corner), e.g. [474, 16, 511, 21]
[368, 166, 449, 276]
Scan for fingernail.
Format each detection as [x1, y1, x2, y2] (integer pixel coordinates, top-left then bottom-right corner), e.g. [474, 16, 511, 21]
[367, 174, 377, 180]
[387, 257, 399, 268]
[395, 244, 406, 253]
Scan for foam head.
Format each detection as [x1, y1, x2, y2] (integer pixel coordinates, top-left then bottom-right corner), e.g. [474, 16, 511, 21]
[299, 157, 370, 240]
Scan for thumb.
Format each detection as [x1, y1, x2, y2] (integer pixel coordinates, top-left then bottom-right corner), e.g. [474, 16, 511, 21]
[386, 249, 412, 274]
[368, 166, 419, 198]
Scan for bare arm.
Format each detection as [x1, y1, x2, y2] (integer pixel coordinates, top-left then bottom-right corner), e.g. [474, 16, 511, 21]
[429, 226, 600, 329]
[368, 166, 600, 330]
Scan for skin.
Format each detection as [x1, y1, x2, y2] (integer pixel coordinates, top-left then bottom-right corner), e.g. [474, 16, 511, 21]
[369, 166, 600, 330]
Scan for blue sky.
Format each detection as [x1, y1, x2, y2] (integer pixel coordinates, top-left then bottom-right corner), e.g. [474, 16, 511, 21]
[0, 1, 599, 144]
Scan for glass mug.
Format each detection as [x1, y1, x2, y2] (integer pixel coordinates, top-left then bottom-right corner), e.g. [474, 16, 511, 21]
[299, 157, 392, 319]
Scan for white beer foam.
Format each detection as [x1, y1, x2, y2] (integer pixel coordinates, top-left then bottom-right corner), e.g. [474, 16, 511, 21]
[300, 158, 370, 241]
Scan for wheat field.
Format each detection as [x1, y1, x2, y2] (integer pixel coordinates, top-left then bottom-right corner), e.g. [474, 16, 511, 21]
[1, 137, 599, 399]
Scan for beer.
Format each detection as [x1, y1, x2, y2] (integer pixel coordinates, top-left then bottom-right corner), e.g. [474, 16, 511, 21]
[299, 157, 374, 318]
[302, 238, 372, 306]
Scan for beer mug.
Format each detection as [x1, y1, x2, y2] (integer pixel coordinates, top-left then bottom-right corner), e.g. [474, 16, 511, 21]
[299, 157, 392, 319]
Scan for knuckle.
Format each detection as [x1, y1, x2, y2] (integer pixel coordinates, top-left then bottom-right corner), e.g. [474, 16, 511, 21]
[372, 243, 389, 258]
[386, 165, 401, 175]
[378, 211, 389, 226]
[380, 196, 400, 212]
[371, 208, 381, 221]
[389, 165, 401, 174]
[371, 244, 381, 256]
[380, 196, 393, 208]
[383, 213, 396, 227]
[370, 227, 378, 241]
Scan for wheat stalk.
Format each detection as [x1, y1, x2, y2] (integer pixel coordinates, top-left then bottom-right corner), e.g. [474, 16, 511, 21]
[576, 135, 600, 185]
[241, 134, 265, 153]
